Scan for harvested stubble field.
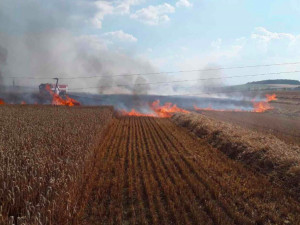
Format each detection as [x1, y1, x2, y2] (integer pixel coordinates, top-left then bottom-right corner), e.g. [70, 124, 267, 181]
[172, 113, 300, 201]
[2, 106, 300, 225]
[268, 91, 300, 117]
[200, 111, 300, 146]
[83, 117, 300, 225]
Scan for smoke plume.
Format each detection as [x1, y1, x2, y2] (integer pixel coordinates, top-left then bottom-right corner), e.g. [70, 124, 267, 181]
[0, 0, 157, 95]
[0, 45, 8, 88]
[197, 64, 224, 92]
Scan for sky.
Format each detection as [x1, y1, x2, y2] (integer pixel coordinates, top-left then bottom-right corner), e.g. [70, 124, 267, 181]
[0, 0, 300, 94]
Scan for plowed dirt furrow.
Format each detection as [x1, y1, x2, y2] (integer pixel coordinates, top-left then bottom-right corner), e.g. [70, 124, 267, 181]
[84, 117, 300, 225]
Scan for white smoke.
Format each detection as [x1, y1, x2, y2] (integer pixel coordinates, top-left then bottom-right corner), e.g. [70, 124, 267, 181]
[0, 0, 158, 95]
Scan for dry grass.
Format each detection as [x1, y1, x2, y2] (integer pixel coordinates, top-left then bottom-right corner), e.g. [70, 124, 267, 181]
[0, 105, 113, 225]
[172, 112, 300, 199]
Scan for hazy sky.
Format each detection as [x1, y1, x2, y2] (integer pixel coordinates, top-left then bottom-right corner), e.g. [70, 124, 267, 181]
[1, 0, 300, 93]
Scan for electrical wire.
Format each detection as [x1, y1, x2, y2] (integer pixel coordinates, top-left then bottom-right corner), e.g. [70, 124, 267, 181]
[5, 61, 300, 80]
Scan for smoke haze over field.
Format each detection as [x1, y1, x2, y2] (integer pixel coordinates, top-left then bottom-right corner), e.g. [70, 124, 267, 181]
[1, 0, 299, 98]
[0, 0, 161, 95]
[196, 64, 224, 91]
[0, 45, 8, 87]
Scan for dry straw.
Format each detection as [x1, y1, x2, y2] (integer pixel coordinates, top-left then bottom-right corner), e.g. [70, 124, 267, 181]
[172, 112, 300, 199]
[0, 105, 113, 225]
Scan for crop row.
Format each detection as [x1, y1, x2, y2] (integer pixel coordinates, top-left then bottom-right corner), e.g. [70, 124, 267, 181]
[83, 117, 300, 225]
[0, 105, 113, 225]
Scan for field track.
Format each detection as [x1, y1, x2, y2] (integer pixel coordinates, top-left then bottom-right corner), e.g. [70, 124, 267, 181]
[83, 117, 300, 225]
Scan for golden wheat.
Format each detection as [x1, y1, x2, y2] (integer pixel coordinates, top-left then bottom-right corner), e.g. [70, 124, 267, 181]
[0, 105, 113, 225]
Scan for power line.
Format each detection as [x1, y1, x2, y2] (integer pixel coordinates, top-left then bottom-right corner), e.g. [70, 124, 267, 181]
[4, 70, 300, 92]
[5, 61, 300, 80]
[69, 87, 288, 101]
[68, 70, 300, 90]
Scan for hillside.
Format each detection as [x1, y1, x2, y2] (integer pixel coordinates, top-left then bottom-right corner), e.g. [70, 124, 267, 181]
[247, 79, 300, 85]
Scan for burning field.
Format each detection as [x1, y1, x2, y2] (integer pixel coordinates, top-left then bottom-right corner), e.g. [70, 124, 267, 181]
[2, 0, 300, 223]
[118, 93, 278, 118]
[0, 87, 283, 116]
[120, 99, 189, 118]
[1, 93, 300, 224]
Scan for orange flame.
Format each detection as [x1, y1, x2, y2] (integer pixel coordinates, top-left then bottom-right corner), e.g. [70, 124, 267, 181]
[266, 94, 277, 102]
[21, 101, 26, 105]
[46, 84, 80, 106]
[0, 99, 5, 105]
[251, 93, 277, 112]
[194, 93, 277, 113]
[252, 101, 272, 112]
[120, 109, 156, 117]
[151, 100, 190, 118]
[121, 100, 190, 118]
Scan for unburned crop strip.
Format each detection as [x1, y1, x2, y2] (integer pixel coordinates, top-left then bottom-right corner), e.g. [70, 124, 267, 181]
[137, 118, 173, 225]
[80, 120, 119, 221]
[0, 106, 114, 225]
[159, 121, 265, 221]
[158, 119, 289, 224]
[172, 113, 300, 200]
[152, 118, 238, 224]
[142, 117, 212, 225]
[122, 117, 138, 225]
[140, 117, 184, 225]
[157, 119, 254, 223]
[131, 118, 149, 224]
[94, 119, 125, 223]
[76, 119, 119, 222]
[150, 118, 233, 224]
[107, 118, 129, 224]
[134, 118, 161, 225]
[81, 118, 123, 224]
[165, 117, 300, 224]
